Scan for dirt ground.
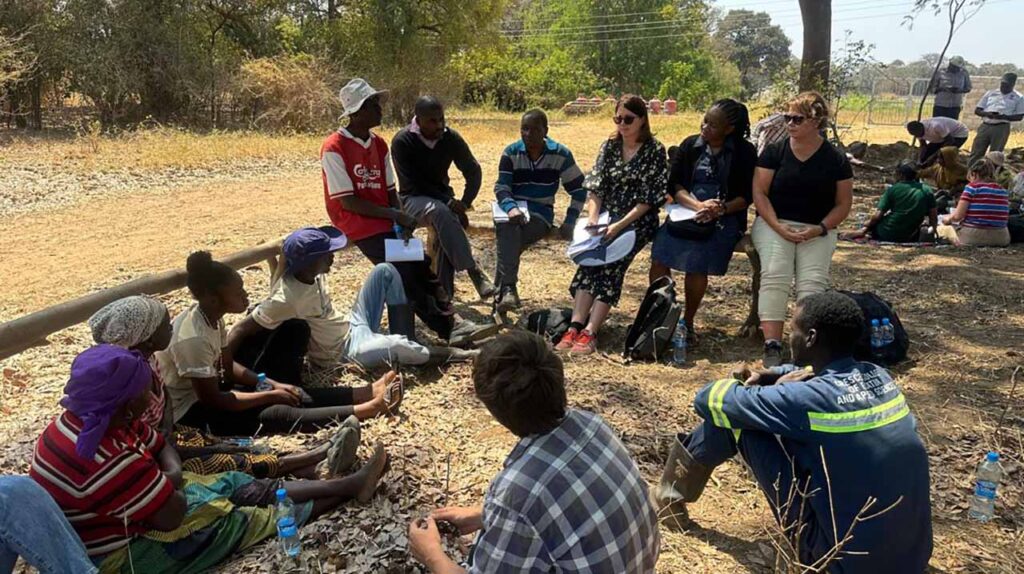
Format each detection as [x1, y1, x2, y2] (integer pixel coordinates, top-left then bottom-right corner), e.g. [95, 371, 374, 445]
[1, 114, 1022, 573]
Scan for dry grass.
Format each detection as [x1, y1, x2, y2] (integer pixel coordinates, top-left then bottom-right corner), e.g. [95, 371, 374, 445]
[1, 111, 1023, 573]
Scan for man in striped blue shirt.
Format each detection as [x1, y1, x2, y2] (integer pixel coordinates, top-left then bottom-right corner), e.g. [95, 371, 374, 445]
[493, 110, 585, 311]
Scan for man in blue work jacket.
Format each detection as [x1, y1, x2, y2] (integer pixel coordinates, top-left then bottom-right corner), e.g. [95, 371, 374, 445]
[658, 291, 932, 573]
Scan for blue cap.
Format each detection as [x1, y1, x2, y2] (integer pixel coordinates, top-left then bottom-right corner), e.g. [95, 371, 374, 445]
[871, 319, 880, 326]
[283, 226, 347, 273]
[986, 451, 999, 462]
[276, 488, 287, 501]
[882, 318, 891, 324]
[281, 522, 298, 537]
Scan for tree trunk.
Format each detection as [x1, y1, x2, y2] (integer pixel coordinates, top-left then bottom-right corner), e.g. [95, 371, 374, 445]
[29, 79, 42, 131]
[798, 0, 831, 92]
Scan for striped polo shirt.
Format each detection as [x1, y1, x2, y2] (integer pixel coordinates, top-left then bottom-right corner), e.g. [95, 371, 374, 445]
[30, 413, 175, 556]
[961, 182, 1009, 228]
[494, 138, 585, 226]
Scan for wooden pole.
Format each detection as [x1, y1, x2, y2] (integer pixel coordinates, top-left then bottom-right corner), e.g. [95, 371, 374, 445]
[0, 240, 283, 362]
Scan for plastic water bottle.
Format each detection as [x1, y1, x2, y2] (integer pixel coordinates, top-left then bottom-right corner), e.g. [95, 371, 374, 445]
[671, 318, 687, 367]
[275, 488, 295, 533]
[968, 452, 1002, 522]
[880, 318, 895, 346]
[869, 319, 883, 352]
[278, 517, 305, 571]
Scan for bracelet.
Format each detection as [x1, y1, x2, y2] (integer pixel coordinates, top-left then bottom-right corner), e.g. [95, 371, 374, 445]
[819, 223, 829, 236]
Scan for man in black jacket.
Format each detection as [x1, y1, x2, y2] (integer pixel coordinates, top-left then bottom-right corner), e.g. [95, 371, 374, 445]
[391, 96, 495, 302]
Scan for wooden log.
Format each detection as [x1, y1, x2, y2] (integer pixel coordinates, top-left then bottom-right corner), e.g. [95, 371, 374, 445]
[0, 240, 283, 362]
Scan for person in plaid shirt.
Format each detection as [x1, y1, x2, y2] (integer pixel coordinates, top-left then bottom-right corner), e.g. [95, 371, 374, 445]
[408, 331, 659, 573]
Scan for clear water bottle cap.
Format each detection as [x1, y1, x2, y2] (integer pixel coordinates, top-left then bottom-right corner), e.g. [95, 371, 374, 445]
[871, 319, 880, 326]
[986, 451, 999, 462]
[882, 318, 891, 325]
[276, 488, 287, 500]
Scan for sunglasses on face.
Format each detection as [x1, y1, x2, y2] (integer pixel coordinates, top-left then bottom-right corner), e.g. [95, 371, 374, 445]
[613, 115, 638, 126]
[783, 114, 806, 126]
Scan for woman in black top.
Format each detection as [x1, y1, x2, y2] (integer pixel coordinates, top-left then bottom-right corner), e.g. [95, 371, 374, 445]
[649, 99, 757, 344]
[752, 92, 853, 367]
[556, 95, 668, 355]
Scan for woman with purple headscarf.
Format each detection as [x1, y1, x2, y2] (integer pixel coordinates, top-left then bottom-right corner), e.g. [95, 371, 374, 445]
[30, 345, 390, 572]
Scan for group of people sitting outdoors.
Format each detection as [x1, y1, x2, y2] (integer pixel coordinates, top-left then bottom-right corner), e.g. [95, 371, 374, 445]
[1, 74, 981, 573]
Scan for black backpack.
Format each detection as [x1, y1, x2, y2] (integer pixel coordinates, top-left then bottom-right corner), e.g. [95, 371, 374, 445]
[623, 276, 683, 362]
[838, 290, 909, 365]
[518, 308, 575, 344]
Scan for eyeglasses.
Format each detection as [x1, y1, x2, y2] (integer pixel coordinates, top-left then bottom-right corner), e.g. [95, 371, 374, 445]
[613, 115, 638, 126]
[783, 114, 806, 126]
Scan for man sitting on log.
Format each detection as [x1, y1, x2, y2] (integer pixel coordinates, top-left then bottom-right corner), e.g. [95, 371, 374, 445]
[657, 291, 932, 574]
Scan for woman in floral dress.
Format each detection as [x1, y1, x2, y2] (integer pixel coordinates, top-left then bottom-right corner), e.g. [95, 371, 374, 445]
[556, 95, 668, 354]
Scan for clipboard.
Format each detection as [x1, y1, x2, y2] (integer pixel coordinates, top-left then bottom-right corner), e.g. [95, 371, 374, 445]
[384, 238, 426, 262]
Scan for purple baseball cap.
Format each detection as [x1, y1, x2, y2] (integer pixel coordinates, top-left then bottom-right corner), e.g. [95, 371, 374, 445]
[284, 226, 348, 273]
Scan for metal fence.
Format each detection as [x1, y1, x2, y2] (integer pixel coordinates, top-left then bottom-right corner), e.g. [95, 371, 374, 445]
[867, 75, 1015, 129]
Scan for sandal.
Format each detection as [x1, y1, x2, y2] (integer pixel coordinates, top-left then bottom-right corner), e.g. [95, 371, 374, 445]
[327, 425, 360, 476]
[384, 376, 404, 413]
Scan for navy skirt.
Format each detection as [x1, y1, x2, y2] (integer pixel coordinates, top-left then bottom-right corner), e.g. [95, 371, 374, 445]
[651, 215, 743, 276]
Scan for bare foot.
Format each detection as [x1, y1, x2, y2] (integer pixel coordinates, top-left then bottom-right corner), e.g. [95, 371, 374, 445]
[355, 443, 389, 503]
[292, 464, 319, 480]
[372, 371, 398, 399]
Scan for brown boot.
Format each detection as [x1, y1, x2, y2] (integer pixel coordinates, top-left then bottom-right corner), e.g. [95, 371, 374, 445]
[657, 436, 712, 527]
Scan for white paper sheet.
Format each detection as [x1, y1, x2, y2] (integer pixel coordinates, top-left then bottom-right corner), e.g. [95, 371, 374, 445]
[666, 204, 698, 222]
[492, 201, 531, 223]
[567, 212, 611, 257]
[384, 238, 426, 262]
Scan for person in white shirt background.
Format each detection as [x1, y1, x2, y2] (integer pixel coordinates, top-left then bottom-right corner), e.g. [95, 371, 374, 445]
[931, 56, 973, 120]
[906, 117, 969, 167]
[970, 72, 1024, 168]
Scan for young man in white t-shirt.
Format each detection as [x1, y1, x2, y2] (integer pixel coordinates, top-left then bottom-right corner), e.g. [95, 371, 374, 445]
[229, 227, 474, 381]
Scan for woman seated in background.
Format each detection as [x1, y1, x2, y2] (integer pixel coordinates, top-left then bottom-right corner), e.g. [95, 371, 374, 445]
[157, 250, 401, 438]
[229, 227, 474, 384]
[30, 345, 389, 573]
[90, 295, 360, 479]
[556, 94, 668, 355]
[648, 99, 756, 344]
[937, 157, 1011, 247]
[919, 146, 969, 213]
[842, 163, 938, 243]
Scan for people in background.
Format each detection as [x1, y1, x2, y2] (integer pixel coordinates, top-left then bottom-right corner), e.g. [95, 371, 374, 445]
[937, 157, 1011, 247]
[969, 72, 1024, 168]
[321, 78, 455, 340]
[556, 95, 668, 355]
[90, 295, 354, 480]
[843, 163, 937, 243]
[31, 345, 389, 573]
[751, 92, 853, 367]
[408, 332, 659, 573]
[906, 117, 969, 167]
[229, 227, 474, 382]
[751, 112, 788, 156]
[649, 99, 756, 344]
[919, 145, 969, 203]
[931, 56, 972, 120]
[0, 475, 96, 574]
[985, 150, 1017, 190]
[391, 96, 494, 302]
[492, 109, 585, 311]
[657, 291, 932, 574]
[157, 251, 402, 437]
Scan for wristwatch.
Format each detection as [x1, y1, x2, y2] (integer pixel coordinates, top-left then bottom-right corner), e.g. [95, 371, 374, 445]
[819, 223, 829, 236]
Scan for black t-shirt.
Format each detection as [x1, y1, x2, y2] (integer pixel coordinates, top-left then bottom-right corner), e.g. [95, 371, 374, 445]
[757, 138, 853, 224]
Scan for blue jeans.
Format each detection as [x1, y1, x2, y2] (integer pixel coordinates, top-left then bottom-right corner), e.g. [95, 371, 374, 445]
[344, 263, 429, 368]
[0, 476, 96, 574]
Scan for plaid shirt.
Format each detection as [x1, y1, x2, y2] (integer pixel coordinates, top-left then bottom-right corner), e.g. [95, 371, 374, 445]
[470, 409, 659, 573]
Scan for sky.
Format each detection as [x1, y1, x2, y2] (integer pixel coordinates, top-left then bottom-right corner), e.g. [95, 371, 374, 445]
[713, 0, 1024, 67]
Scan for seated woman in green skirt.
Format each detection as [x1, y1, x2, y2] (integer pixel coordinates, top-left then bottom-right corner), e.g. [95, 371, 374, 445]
[30, 345, 389, 573]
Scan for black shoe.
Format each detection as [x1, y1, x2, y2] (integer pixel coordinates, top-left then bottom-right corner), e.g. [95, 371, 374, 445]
[762, 340, 784, 368]
[468, 268, 496, 300]
[495, 285, 522, 313]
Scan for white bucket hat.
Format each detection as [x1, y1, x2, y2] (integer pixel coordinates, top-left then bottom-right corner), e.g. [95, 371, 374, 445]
[338, 78, 389, 117]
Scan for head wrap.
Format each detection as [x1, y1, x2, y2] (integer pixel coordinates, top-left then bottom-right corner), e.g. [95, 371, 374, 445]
[88, 296, 167, 348]
[1001, 72, 1018, 84]
[60, 345, 153, 459]
[985, 151, 1006, 168]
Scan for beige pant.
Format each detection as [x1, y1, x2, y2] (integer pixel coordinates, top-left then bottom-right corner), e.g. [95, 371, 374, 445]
[936, 224, 1010, 246]
[752, 217, 838, 322]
